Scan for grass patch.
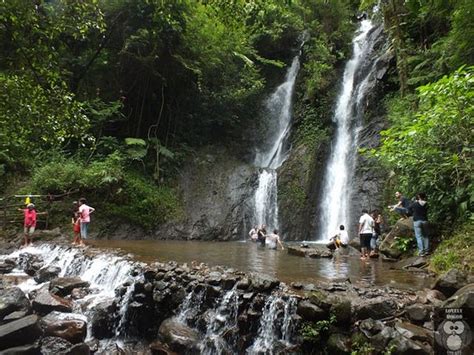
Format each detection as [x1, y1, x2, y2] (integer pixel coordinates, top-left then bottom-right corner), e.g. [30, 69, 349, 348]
[430, 224, 473, 273]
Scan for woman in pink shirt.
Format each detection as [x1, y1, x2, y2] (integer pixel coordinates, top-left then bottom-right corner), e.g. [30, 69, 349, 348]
[78, 197, 95, 246]
[19, 203, 37, 246]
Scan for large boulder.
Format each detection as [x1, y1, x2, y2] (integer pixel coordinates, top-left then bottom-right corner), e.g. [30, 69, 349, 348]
[158, 318, 200, 353]
[405, 304, 431, 323]
[0, 287, 31, 322]
[32, 287, 72, 315]
[0, 259, 15, 274]
[441, 283, 474, 320]
[90, 299, 117, 339]
[34, 266, 61, 284]
[40, 312, 87, 344]
[353, 297, 398, 320]
[379, 218, 414, 259]
[248, 273, 279, 292]
[431, 269, 469, 298]
[0, 315, 42, 350]
[18, 253, 44, 276]
[296, 301, 327, 322]
[49, 277, 90, 297]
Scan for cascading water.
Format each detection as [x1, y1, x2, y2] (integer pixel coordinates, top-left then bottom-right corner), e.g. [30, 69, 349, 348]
[317, 19, 381, 241]
[252, 55, 300, 231]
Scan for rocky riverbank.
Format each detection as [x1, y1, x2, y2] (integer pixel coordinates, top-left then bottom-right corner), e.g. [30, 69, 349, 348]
[0, 240, 472, 354]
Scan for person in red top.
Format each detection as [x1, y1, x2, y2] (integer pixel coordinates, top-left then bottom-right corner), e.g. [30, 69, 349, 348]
[19, 203, 37, 247]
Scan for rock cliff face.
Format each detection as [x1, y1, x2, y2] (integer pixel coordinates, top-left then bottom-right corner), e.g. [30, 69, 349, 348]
[156, 146, 258, 241]
[278, 24, 395, 240]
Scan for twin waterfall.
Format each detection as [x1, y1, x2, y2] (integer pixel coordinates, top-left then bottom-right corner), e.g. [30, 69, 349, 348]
[317, 20, 378, 241]
[252, 56, 300, 231]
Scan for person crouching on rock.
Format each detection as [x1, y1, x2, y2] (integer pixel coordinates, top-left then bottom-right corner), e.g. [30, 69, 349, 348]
[265, 229, 284, 250]
[327, 225, 349, 251]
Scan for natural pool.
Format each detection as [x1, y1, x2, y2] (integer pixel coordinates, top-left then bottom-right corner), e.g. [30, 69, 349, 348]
[90, 239, 434, 290]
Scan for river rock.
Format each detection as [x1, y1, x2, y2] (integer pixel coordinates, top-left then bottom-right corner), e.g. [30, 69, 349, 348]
[34, 265, 61, 284]
[405, 303, 431, 323]
[40, 336, 72, 354]
[0, 287, 31, 321]
[0, 315, 42, 350]
[327, 333, 351, 354]
[387, 333, 433, 354]
[441, 283, 474, 320]
[296, 300, 327, 322]
[40, 312, 87, 344]
[49, 277, 90, 297]
[149, 340, 177, 355]
[431, 269, 469, 297]
[394, 321, 433, 343]
[18, 253, 44, 276]
[0, 259, 15, 274]
[329, 296, 352, 325]
[158, 318, 200, 353]
[249, 273, 279, 292]
[379, 218, 414, 259]
[90, 299, 117, 339]
[32, 287, 72, 314]
[353, 296, 398, 320]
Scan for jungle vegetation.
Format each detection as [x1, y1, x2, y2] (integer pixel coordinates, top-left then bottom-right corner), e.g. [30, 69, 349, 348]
[0, 0, 472, 245]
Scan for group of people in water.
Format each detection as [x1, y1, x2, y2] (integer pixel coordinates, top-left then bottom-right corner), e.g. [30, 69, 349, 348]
[248, 225, 284, 250]
[248, 190, 429, 259]
[20, 197, 95, 247]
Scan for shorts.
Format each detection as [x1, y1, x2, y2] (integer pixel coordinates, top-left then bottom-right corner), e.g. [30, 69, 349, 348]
[80, 222, 89, 239]
[359, 233, 372, 249]
[24, 226, 35, 235]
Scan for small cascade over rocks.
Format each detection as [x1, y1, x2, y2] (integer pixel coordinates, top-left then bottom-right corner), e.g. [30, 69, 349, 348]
[0, 241, 458, 354]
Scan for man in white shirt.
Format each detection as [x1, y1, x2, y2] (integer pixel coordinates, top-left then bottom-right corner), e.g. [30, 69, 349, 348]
[265, 229, 284, 250]
[358, 209, 374, 259]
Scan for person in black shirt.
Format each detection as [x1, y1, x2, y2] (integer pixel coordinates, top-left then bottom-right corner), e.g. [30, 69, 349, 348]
[408, 192, 429, 256]
[389, 191, 411, 218]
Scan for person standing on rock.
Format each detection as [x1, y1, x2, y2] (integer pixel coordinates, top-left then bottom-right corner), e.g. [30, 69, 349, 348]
[265, 229, 284, 250]
[408, 192, 429, 256]
[389, 191, 411, 219]
[358, 209, 374, 260]
[19, 203, 37, 247]
[370, 210, 383, 256]
[71, 201, 81, 245]
[78, 198, 95, 246]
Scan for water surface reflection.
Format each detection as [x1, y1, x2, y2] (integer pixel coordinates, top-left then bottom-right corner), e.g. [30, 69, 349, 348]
[90, 240, 432, 290]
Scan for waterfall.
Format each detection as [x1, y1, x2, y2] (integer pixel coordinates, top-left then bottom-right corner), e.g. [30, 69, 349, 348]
[317, 19, 381, 241]
[247, 295, 297, 354]
[252, 56, 300, 231]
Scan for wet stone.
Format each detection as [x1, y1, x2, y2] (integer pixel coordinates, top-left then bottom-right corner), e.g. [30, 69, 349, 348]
[296, 300, 327, 322]
[0, 287, 31, 321]
[49, 278, 90, 297]
[0, 315, 42, 351]
[40, 312, 87, 344]
[34, 266, 61, 284]
[32, 287, 72, 315]
[40, 336, 72, 355]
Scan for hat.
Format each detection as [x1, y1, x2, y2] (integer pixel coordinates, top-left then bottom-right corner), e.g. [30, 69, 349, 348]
[27, 203, 35, 209]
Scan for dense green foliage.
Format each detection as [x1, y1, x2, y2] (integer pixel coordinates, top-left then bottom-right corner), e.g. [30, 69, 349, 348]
[372, 68, 473, 224]
[360, 0, 474, 233]
[0, 0, 357, 230]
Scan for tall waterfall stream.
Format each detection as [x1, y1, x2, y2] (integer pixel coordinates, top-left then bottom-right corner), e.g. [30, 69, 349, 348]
[317, 19, 381, 241]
